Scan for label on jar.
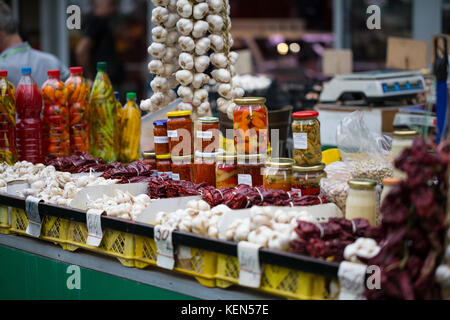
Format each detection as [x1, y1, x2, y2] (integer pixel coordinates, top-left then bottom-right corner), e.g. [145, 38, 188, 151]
[238, 174, 253, 187]
[154, 136, 169, 144]
[167, 130, 178, 138]
[172, 173, 180, 181]
[292, 187, 320, 196]
[197, 131, 213, 140]
[293, 132, 308, 150]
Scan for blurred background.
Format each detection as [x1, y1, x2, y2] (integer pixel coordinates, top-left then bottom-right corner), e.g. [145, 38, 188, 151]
[3, 0, 449, 107]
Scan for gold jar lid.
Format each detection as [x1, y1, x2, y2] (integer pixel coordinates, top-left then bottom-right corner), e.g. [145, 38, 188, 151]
[233, 97, 266, 105]
[266, 158, 295, 168]
[216, 153, 237, 162]
[348, 179, 377, 190]
[172, 154, 194, 161]
[393, 130, 418, 138]
[167, 110, 192, 117]
[198, 117, 219, 123]
[156, 154, 171, 160]
[142, 151, 156, 159]
[293, 163, 326, 172]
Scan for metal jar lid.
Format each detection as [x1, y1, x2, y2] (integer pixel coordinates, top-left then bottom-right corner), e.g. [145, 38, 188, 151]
[198, 117, 219, 123]
[293, 163, 326, 172]
[348, 178, 378, 190]
[233, 97, 266, 105]
[266, 158, 295, 168]
[142, 151, 156, 159]
[156, 154, 171, 160]
[393, 130, 418, 138]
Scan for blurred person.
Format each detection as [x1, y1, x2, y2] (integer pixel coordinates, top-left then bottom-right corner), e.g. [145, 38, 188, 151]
[76, 0, 124, 87]
[0, 1, 70, 87]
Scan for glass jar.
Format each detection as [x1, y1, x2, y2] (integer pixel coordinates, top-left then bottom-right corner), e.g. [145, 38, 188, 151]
[156, 154, 172, 177]
[263, 158, 294, 191]
[233, 97, 269, 154]
[196, 117, 219, 153]
[237, 154, 266, 187]
[292, 111, 322, 165]
[142, 151, 156, 171]
[345, 179, 378, 226]
[292, 163, 327, 196]
[153, 119, 169, 155]
[194, 152, 216, 186]
[167, 111, 193, 156]
[172, 154, 193, 182]
[391, 130, 418, 179]
[380, 177, 401, 207]
[216, 153, 238, 188]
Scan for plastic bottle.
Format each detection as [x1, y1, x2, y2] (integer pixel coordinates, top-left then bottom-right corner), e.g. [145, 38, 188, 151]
[114, 91, 123, 156]
[42, 70, 69, 160]
[15, 67, 43, 164]
[0, 70, 17, 164]
[66, 67, 90, 154]
[119, 92, 141, 163]
[89, 62, 116, 162]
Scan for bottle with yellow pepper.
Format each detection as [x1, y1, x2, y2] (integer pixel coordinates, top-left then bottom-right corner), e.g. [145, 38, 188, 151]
[118, 92, 141, 163]
[0, 70, 17, 164]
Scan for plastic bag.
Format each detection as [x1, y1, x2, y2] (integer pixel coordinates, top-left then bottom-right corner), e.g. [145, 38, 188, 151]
[320, 178, 348, 214]
[336, 111, 393, 183]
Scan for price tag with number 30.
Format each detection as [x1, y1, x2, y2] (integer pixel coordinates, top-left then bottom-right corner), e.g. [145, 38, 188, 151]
[154, 225, 175, 270]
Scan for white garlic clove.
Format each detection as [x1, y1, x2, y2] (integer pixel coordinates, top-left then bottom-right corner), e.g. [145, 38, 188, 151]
[211, 68, 231, 83]
[177, 0, 192, 18]
[194, 55, 210, 73]
[209, 34, 224, 52]
[163, 13, 179, 29]
[192, 73, 210, 89]
[176, 18, 194, 36]
[152, 26, 168, 43]
[148, 42, 166, 59]
[218, 83, 232, 99]
[197, 102, 210, 116]
[162, 46, 178, 63]
[178, 52, 194, 70]
[150, 76, 169, 92]
[166, 30, 179, 45]
[229, 51, 239, 65]
[210, 53, 228, 69]
[207, 15, 224, 33]
[168, 0, 177, 11]
[160, 63, 177, 78]
[193, 2, 209, 19]
[152, 7, 169, 25]
[195, 38, 211, 56]
[175, 70, 194, 86]
[178, 36, 195, 52]
[192, 89, 208, 106]
[192, 21, 209, 39]
[208, 0, 223, 14]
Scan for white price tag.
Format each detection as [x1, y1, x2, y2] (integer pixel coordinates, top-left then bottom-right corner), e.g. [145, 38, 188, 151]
[154, 224, 175, 270]
[197, 131, 213, 140]
[293, 132, 308, 150]
[86, 209, 105, 247]
[154, 136, 169, 144]
[167, 130, 178, 138]
[172, 173, 180, 181]
[338, 261, 368, 300]
[238, 241, 262, 288]
[25, 196, 43, 238]
[238, 174, 253, 187]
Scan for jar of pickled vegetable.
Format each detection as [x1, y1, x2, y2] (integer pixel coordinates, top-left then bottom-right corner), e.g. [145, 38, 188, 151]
[167, 111, 193, 156]
[194, 152, 216, 186]
[292, 111, 322, 165]
[292, 163, 327, 196]
[237, 154, 267, 187]
[172, 154, 193, 182]
[142, 151, 156, 171]
[156, 154, 172, 177]
[263, 158, 294, 191]
[380, 177, 400, 207]
[153, 119, 169, 155]
[216, 153, 238, 188]
[346, 179, 378, 226]
[0, 70, 17, 164]
[196, 117, 219, 154]
[233, 97, 269, 154]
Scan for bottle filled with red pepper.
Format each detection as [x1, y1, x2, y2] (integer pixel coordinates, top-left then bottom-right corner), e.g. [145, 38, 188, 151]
[153, 119, 169, 155]
[142, 151, 156, 171]
[216, 153, 238, 188]
[194, 152, 216, 186]
[196, 117, 219, 154]
[237, 154, 267, 187]
[172, 154, 193, 182]
[167, 111, 193, 156]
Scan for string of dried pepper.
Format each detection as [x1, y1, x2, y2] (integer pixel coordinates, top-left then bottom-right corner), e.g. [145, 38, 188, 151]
[66, 67, 90, 154]
[0, 70, 17, 164]
[41, 70, 70, 160]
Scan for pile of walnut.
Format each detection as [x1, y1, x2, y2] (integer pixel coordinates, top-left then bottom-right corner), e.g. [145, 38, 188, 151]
[0, 161, 118, 207]
[86, 190, 152, 221]
[142, 0, 244, 118]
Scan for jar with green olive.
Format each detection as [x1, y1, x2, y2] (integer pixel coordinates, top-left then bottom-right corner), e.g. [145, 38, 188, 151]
[291, 163, 327, 196]
[292, 111, 322, 165]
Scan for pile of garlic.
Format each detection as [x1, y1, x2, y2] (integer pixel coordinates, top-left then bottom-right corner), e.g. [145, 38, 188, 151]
[86, 190, 152, 221]
[0, 161, 46, 188]
[156, 199, 230, 238]
[222, 206, 319, 251]
[141, 0, 180, 113]
[343, 238, 381, 264]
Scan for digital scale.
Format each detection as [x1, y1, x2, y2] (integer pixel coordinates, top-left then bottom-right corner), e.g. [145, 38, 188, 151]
[319, 70, 427, 104]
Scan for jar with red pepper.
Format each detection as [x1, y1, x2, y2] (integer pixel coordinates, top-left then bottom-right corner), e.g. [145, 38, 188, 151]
[172, 154, 193, 182]
[167, 111, 193, 156]
[216, 153, 238, 188]
[237, 154, 267, 187]
[153, 119, 169, 155]
[194, 152, 216, 187]
[142, 151, 156, 171]
[156, 154, 172, 177]
[196, 117, 219, 154]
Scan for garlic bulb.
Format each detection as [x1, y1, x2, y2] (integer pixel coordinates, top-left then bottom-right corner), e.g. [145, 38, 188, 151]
[176, 18, 194, 36]
[177, 86, 194, 102]
[164, 13, 179, 28]
[207, 15, 224, 33]
[179, 52, 194, 70]
[152, 26, 168, 43]
[151, 76, 169, 92]
[209, 34, 224, 52]
[178, 102, 194, 111]
[193, 2, 209, 19]
[192, 89, 208, 106]
[218, 83, 232, 99]
[152, 7, 169, 25]
[211, 53, 228, 68]
[178, 36, 195, 52]
[176, 70, 194, 86]
[195, 38, 211, 55]
[192, 20, 209, 39]
[162, 47, 178, 63]
[212, 69, 231, 83]
[148, 60, 164, 74]
[177, 0, 192, 18]
[208, 0, 222, 14]
[192, 73, 210, 89]
[148, 42, 166, 59]
[194, 55, 210, 73]
[166, 30, 179, 45]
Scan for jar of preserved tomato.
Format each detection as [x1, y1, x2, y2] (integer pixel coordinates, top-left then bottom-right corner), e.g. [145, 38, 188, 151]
[263, 158, 294, 191]
[196, 117, 219, 154]
[156, 154, 172, 177]
[292, 111, 322, 165]
[292, 163, 327, 196]
[167, 111, 193, 156]
[194, 152, 216, 186]
[233, 97, 268, 155]
[153, 119, 169, 155]
[237, 154, 267, 187]
[216, 153, 238, 188]
[142, 151, 156, 171]
[172, 154, 193, 182]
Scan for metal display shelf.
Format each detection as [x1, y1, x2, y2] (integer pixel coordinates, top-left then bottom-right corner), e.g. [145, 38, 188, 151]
[0, 193, 340, 279]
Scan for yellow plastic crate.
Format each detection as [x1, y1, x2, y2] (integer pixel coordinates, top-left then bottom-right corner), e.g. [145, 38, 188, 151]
[65, 221, 135, 267]
[10, 208, 28, 235]
[0, 206, 11, 234]
[134, 236, 217, 287]
[215, 254, 330, 300]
